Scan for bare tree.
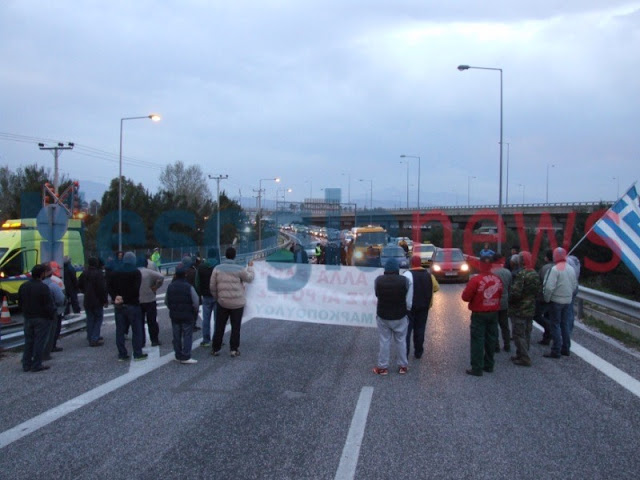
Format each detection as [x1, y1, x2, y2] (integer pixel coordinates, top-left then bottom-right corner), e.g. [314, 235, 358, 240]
[159, 161, 211, 209]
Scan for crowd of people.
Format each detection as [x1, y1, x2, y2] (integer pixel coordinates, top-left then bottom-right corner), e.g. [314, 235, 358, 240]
[372, 246, 581, 376]
[18, 246, 254, 371]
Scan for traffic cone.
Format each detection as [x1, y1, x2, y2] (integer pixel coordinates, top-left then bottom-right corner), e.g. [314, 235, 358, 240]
[1, 296, 11, 324]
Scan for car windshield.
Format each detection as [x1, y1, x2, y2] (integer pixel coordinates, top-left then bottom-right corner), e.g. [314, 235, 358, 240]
[414, 244, 435, 253]
[382, 246, 404, 257]
[0, 248, 7, 261]
[434, 249, 464, 262]
[355, 232, 387, 246]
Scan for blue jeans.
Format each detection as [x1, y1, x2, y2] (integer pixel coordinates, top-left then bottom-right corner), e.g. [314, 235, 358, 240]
[115, 304, 145, 358]
[85, 307, 104, 343]
[376, 316, 408, 369]
[201, 296, 216, 343]
[549, 302, 572, 354]
[172, 321, 193, 361]
[406, 307, 429, 358]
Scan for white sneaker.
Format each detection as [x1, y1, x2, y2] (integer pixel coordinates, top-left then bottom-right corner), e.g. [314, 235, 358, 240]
[180, 358, 198, 364]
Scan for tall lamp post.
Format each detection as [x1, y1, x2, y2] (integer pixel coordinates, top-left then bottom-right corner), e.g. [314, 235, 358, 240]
[503, 141, 510, 204]
[257, 177, 280, 250]
[399, 159, 409, 208]
[518, 183, 525, 204]
[341, 172, 351, 203]
[546, 164, 555, 203]
[467, 175, 476, 206]
[208, 174, 228, 254]
[400, 154, 420, 210]
[458, 64, 503, 253]
[359, 178, 373, 224]
[612, 176, 620, 200]
[119, 114, 161, 251]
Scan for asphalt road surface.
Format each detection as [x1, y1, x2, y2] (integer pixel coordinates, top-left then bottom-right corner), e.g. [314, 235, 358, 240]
[1, 281, 639, 479]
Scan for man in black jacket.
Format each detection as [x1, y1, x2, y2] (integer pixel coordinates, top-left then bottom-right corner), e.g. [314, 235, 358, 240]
[19, 264, 56, 372]
[403, 255, 434, 359]
[63, 256, 81, 315]
[166, 266, 200, 364]
[373, 258, 411, 375]
[109, 252, 146, 361]
[78, 257, 108, 346]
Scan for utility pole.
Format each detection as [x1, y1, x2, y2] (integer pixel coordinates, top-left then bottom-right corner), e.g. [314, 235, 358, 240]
[38, 142, 74, 195]
[208, 174, 228, 254]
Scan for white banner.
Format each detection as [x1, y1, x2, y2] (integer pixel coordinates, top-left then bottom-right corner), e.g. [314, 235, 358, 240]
[244, 262, 382, 328]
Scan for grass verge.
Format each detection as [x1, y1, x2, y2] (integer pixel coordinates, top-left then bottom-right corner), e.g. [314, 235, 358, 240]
[582, 315, 640, 351]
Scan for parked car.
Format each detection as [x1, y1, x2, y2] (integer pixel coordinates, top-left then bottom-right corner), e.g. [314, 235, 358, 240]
[430, 248, 470, 283]
[380, 244, 409, 269]
[412, 243, 436, 267]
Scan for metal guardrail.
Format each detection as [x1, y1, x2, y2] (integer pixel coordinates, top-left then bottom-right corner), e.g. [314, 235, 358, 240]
[576, 286, 640, 321]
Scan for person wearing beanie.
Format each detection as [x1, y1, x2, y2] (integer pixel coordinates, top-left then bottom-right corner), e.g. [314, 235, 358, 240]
[542, 247, 578, 358]
[110, 251, 146, 361]
[373, 257, 411, 375]
[508, 251, 542, 366]
[462, 254, 503, 376]
[78, 257, 108, 346]
[166, 266, 200, 364]
[402, 255, 435, 359]
[209, 247, 254, 357]
[175, 255, 199, 330]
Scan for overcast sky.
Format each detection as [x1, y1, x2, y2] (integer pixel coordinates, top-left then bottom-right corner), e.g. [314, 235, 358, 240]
[1, 0, 639, 209]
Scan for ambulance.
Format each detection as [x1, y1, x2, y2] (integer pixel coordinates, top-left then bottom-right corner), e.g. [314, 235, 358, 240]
[0, 218, 84, 306]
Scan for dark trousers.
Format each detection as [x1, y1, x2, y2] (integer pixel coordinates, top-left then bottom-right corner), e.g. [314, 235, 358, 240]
[44, 313, 63, 355]
[212, 304, 244, 352]
[85, 307, 104, 343]
[496, 308, 510, 349]
[115, 304, 144, 358]
[64, 288, 81, 315]
[534, 301, 551, 341]
[172, 321, 193, 361]
[406, 307, 429, 358]
[470, 311, 498, 374]
[22, 317, 50, 371]
[549, 302, 572, 355]
[140, 301, 159, 344]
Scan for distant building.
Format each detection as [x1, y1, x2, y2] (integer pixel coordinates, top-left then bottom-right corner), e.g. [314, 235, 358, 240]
[324, 188, 341, 203]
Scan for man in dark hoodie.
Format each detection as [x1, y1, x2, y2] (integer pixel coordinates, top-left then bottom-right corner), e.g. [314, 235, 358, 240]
[110, 251, 146, 361]
[19, 264, 56, 372]
[63, 256, 81, 315]
[373, 257, 411, 375]
[166, 266, 200, 363]
[78, 257, 108, 346]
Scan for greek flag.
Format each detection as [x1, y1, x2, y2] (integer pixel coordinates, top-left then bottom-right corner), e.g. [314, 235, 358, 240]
[593, 184, 640, 282]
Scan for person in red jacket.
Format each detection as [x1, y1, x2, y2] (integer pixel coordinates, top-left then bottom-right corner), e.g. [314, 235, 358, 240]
[461, 254, 503, 376]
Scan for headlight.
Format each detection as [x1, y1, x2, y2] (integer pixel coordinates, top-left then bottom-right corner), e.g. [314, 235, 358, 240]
[433, 264, 441, 272]
[461, 263, 469, 272]
[354, 251, 363, 259]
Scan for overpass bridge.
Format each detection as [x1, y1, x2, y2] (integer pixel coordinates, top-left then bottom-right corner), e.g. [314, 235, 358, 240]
[296, 201, 613, 234]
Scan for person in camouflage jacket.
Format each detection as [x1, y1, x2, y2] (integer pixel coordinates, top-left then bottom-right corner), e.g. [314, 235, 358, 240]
[508, 251, 542, 366]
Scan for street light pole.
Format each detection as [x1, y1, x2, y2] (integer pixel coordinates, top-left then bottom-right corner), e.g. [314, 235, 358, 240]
[341, 172, 351, 204]
[38, 142, 74, 195]
[118, 114, 161, 251]
[503, 142, 510, 204]
[400, 154, 421, 210]
[399, 159, 409, 208]
[257, 177, 280, 250]
[458, 64, 503, 253]
[546, 164, 555, 203]
[613, 176, 620, 199]
[518, 183, 525, 204]
[359, 179, 373, 223]
[208, 174, 228, 254]
[467, 175, 476, 206]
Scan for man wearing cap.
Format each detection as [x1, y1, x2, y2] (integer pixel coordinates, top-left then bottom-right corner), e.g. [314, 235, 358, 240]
[462, 254, 503, 376]
[373, 257, 411, 375]
[110, 251, 147, 361]
[543, 247, 578, 358]
[19, 264, 56, 372]
[403, 254, 435, 359]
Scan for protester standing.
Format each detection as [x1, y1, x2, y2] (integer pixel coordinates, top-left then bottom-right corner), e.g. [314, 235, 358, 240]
[196, 248, 220, 347]
[542, 247, 578, 358]
[138, 255, 165, 347]
[166, 266, 200, 364]
[373, 258, 411, 375]
[19, 264, 56, 372]
[209, 247, 254, 357]
[63, 256, 81, 315]
[508, 251, 542, 367]
[110, 252, 147, 361]
[403, 255, 434, 359]
[462, 254, 503, 376]
[43, 262, 66, 358]
[78, 257, 108, 346]
[535, 249, 555, 344]
[491, 253, 512, 353]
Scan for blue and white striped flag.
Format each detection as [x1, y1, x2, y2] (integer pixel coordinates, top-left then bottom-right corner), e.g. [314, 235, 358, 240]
[593, 184, 640, 282]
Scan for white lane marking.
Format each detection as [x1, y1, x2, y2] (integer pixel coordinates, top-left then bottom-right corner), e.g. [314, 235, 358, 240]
[334, 386, 374, 480]
[0, 319, 239, 450]
[532, 323, 640, 398]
